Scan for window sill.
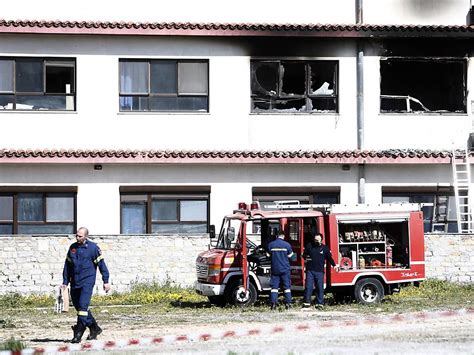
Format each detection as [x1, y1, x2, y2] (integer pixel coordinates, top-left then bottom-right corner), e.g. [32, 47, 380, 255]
[249, 112, 339, 116]
[0, 110, 77, 114]
[117, 111, 210, 116]
[379, 112, 468, 116]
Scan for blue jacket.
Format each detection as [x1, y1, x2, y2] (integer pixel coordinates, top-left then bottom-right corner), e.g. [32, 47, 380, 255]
[62, 239, 109, 288]
[303, 243, 336, 273]
[267, 238, 295, 274]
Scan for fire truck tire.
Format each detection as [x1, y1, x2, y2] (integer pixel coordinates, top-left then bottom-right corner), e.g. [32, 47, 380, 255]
[354, 278, 384, 304]
[207, 296, 227, 307]
[225, 279, 257, 307]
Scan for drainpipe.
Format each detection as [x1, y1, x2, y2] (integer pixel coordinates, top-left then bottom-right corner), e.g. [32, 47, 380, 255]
[356, 0, 365, 203]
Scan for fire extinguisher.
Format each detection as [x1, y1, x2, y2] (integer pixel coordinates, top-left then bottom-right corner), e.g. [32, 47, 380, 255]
[386, 245, 393, 267]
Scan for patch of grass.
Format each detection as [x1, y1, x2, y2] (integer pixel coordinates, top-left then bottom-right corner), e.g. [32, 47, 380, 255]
[0, 337, 25, 351]
[92, 280, 207, 306]
[0, 293, 54, 308]
[386, 278, 473, 308]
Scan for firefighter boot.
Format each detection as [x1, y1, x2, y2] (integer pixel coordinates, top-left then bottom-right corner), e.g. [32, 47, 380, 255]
[86, 321, 103, 340]
[71, 322, 87, 343]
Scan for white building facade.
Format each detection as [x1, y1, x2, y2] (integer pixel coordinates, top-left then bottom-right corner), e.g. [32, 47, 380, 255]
[0, 0, 473, 237]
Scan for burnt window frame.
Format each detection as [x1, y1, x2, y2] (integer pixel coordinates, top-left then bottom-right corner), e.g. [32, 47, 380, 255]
[118, 59, 209, 113]
[382, 188, 458, 233]
[379, 57, 467, 114]
[0, 187, 77, 235]
[120, 188, 210, 234]
[250, 59, 339, 114]
[0, 57, 76, 111]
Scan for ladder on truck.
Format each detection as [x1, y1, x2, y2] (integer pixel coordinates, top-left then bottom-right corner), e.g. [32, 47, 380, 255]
[452, 147, 473, 233]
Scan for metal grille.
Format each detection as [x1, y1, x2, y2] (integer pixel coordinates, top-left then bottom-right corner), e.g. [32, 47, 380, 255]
[196, 263, 208, 279]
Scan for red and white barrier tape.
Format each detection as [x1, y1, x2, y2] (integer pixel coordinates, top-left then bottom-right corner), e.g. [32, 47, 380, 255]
[2, 308, 472, 354]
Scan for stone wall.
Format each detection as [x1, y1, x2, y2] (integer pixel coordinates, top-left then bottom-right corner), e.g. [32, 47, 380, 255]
[0, 235, 209, 295]
[424, 233, 474, 283]
[0, 233, 472, 296]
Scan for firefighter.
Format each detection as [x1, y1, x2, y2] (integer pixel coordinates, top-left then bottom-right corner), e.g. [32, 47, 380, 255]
[267, 231, 296, 310]
[62, 227, 110, 343]
[302, 233, 339, 309]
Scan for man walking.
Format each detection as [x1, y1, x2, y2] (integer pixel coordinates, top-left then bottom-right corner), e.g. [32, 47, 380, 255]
[302, 233, 339, 309]
[62, 227, 110, 343]
[267, 231, 296, 310]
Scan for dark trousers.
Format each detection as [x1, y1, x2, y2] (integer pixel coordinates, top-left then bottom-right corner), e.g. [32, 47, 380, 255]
[71, 285, 95, 326]
[304, 271, 325, 305]
[270, 272, 292, 304]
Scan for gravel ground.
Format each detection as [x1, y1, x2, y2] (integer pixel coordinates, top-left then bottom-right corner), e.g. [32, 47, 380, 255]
[0, 306, 473, 354]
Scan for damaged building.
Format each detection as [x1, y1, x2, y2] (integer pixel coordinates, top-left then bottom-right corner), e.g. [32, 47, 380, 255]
[0, 0, 473, 284]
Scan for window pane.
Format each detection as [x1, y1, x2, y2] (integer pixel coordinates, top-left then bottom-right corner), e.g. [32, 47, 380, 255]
[152, 223, 207, 234]
[281, 62, 305, 96]
[152, 200, 177, 221]
[0, 95, 14, 109]
[180, 200, 207, 221]
[178, 62, 208, 94]
[18, 193, 44, 222]
[16, 95, 70, 110]
[119, 96, 149, 111]
[251, 61, 279, 96]
[0, 225, 13, 234]
[119, 61, 148, 94]
[310, 98, 336, 112]
[152, 223, 178, 234]
[447, 196, 458, 220]
[17, 224, 74, 234]
[46, 64, 75, 94]
[149, 96, 208, 111]
[0, 195, 13, 220]
[313, 193, 339, 204]
[151, 61, 176, 94]
[16, 59, 43, 92]
[382, 196, 410, 203]
[122, 203, 146, 234]
[46, 195, 74, 222]
[310, 62, 336, 95]
[0, 60, 14, 92]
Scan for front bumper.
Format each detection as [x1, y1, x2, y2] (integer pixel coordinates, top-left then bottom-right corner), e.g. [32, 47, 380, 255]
[195, 281, 225, 296]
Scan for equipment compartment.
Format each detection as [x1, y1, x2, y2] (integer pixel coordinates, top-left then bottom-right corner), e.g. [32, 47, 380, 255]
[337, 219, 410, 270]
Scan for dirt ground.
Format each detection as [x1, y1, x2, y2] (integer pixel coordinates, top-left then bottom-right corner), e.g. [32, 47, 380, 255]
[1, 304, 473, 354]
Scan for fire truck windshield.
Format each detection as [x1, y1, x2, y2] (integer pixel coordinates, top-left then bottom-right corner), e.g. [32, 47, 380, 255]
[216, 218, 242, 249]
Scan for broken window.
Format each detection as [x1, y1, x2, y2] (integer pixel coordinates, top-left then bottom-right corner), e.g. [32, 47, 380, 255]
[119, 59, 209, 112]
[0, 57, 76, 111]
[380, 58, 466, 113]
[251, 60, 338, 113]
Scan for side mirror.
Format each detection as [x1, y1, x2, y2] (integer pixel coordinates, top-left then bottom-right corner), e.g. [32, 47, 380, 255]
[209, 225, 216, 239]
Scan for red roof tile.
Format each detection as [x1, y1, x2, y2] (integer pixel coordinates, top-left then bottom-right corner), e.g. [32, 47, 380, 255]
[0, 149, 458, 164]
[0, 20, 472, 38]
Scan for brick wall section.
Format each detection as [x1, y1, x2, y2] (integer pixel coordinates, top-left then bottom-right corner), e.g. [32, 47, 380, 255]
[0, 234, 472, 295]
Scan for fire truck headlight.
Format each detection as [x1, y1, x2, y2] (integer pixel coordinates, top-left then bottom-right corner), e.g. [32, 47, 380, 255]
[208, 265, 221, 276]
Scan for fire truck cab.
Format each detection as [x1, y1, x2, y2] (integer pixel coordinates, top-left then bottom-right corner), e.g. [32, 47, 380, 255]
[195, 201, 425, 306]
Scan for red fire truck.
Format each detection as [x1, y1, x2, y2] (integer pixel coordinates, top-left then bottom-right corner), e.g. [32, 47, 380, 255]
[195, 201, 425, 306]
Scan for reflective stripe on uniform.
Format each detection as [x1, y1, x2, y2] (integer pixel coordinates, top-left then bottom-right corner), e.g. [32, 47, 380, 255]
[94, 255, 104, 264]
[287, 252, 294, 258]
[271, 289, 279, 293]
[271, 248, 287, 252]
[77, 310, 88, 316]
[284, 289, 291, 293]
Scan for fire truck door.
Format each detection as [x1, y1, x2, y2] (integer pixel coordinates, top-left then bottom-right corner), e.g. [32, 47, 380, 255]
[287, 219, 305, 288]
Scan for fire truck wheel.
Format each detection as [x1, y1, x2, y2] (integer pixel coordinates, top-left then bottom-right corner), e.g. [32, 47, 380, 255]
[225, 280, 257, 307]
[354, 278, 384, 304]
[207, 296, 227, 307]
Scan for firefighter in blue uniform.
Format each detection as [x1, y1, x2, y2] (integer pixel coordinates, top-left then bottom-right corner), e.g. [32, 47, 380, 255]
[267, 231, 296, 310]
[302, 233, 339, 308]
[62, 227, 110, 343]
